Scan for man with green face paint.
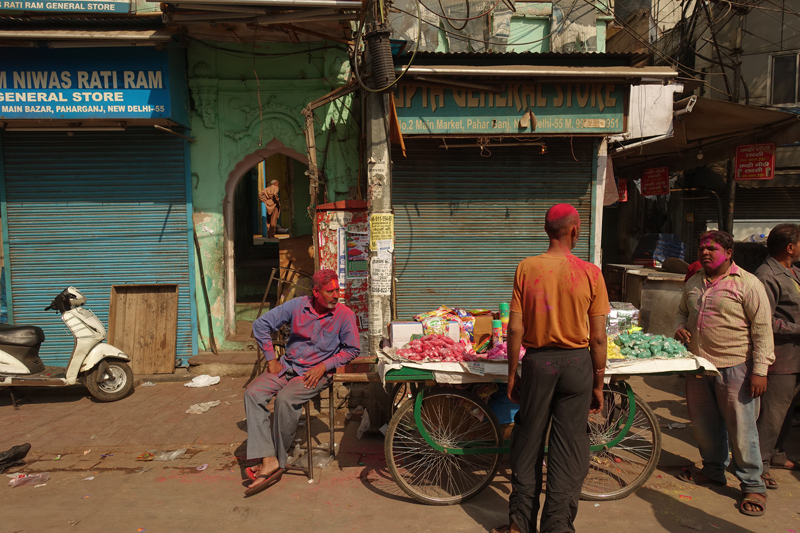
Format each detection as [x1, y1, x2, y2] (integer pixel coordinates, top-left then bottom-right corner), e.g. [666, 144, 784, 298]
[675, 230, 774, 517]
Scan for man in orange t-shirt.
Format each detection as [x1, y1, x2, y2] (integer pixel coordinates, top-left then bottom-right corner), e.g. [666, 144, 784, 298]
[492, 204, 610, 533]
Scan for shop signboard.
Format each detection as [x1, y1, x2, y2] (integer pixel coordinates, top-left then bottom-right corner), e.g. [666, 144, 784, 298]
[641, 167, 669, 196]
[617, 178, 628, 202]
[0, 0, 129, 13]
[735, 143, 775, 181]
[0, 48, 172, 120]
[393, 82, 627, 134]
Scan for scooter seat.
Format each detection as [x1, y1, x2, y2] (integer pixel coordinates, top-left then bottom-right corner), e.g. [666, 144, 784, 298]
[0, 324, 45, 347]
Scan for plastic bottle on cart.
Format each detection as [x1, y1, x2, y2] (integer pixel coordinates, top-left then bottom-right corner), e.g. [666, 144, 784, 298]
[746, 233, 766, 243]
[499, 302, 510, 337]
[492, 320, 503, 346]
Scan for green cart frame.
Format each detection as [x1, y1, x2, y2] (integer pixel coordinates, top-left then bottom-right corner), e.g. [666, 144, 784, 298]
[382, 365, 662, 506]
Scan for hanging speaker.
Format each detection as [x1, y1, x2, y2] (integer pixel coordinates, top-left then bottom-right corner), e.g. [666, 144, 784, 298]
[364, 23, 396, 92]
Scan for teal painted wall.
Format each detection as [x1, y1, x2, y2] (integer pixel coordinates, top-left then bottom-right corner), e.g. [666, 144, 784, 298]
[186, 41, 359, 350]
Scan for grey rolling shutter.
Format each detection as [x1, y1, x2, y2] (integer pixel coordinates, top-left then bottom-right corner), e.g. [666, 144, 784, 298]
[392, 137, 595, 319]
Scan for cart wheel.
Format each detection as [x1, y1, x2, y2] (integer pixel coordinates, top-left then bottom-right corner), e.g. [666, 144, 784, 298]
[390, 382, 415, 416]
[580, 383, 662, 500]
[385, 387, 502, 505]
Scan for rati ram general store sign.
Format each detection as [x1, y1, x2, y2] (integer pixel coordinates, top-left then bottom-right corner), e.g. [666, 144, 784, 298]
[1, 0, 129, 13]
[0, 48, 170, 120]
[394, 83, 627, 134]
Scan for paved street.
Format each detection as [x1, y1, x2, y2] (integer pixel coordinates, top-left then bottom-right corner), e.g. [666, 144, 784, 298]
[1, 375, 799, 533]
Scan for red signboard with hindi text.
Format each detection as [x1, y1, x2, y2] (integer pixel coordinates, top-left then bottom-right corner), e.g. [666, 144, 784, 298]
[735, 143, 775, 180]
[617, 178, 628, 202]
[641, 167, 670, 196]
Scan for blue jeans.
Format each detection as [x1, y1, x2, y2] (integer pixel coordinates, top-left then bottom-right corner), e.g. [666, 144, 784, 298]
[685, 362, 765, 494]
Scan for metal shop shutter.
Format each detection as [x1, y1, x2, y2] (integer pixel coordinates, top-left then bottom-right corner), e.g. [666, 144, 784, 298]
[691, 187, 800, 258]
[392, 137, 595, 319]
[1, 129, 194, 366]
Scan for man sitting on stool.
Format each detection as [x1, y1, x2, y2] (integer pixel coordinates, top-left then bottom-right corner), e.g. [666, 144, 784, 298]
[243, 269, 360, 496]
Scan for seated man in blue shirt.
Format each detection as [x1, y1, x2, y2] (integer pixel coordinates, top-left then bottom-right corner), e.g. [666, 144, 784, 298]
[243, 269, 360, 496]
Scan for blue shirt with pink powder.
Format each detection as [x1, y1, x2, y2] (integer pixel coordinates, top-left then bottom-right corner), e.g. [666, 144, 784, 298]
[252, 296, 361, 376]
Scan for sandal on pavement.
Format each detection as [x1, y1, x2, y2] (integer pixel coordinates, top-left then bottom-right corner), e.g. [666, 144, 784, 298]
[676, 468, 727, 487]
[739, 493, 766, 517]
[770, 459, 800, 471]
[245, 466, 258, 481]
[761, 474, 778, 490]
[244, 468, 284, 497]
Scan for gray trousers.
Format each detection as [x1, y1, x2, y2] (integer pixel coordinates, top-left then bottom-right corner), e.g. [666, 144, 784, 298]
[757, 373, 800, 474]
[244, 369, 329, 468]
[509, 348, 592, 533]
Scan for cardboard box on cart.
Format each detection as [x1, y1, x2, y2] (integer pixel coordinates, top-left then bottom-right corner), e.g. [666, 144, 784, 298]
[473, 314, 494, 346]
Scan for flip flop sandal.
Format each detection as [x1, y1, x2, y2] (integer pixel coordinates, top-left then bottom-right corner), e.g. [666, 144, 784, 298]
[761, 474, 778, 490]
[739, 494, 766, 517]
[244, 468, 284, 497]
[245, 466, 258, 481]
[0, 459, 25, 475]
[770, 460, 800, 471]
[676, 468, 727, 487]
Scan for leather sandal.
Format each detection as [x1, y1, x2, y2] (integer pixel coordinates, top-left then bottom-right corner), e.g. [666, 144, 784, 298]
[761, 473, 778, 490]
[739, 493, 766, 517]
[676, 468, 727, 487]
[244, 468, 284, 497]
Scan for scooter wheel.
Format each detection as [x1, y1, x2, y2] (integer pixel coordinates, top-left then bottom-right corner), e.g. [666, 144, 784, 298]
[85, 360, 134, 402]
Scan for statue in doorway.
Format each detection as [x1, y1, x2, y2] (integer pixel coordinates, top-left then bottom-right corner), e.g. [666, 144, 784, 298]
[259, 179, 281, 239]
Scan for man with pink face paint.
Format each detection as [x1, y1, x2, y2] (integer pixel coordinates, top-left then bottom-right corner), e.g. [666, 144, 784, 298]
[675, 230, 774, 517]
[242, 269, 360, 497]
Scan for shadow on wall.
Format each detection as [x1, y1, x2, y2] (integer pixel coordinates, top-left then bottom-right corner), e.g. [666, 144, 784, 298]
[732, 242, 768, 274]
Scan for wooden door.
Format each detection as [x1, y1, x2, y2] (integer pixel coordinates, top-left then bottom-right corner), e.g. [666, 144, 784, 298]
[108, 285, 179, 375]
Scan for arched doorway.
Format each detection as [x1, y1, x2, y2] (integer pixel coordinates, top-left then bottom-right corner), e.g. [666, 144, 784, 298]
[223, 139, 314, 339]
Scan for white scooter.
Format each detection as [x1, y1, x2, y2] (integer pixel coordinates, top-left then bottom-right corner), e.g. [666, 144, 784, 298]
[0, 287, 134, 404]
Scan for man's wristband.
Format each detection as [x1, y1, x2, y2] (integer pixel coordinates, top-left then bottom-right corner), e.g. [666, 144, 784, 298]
[594, 368, 606, 375]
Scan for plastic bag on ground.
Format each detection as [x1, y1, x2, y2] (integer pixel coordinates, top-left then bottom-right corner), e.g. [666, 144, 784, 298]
[151, 449, 187, 461]
[184, 375, 220, 388]
[186, 400, 221, 414]
[356, 410, 371, 440]
[9, 472, 49, 487]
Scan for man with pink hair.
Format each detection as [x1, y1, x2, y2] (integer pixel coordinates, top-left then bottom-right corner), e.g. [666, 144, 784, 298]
[494, 204, 609, 533]
[242, 269, 360, 496]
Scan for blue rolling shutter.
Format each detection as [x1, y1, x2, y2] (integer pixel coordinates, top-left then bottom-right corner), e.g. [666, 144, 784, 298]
[392, 137, 595, 319]
[1, 129, 193, 366]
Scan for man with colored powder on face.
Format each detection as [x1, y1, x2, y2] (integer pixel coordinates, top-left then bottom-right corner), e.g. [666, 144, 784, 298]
[242, 269, 360, 497]
[754, 224, 800, 489]
[492, 204, 609, 533]
[675, 230, 774, 517]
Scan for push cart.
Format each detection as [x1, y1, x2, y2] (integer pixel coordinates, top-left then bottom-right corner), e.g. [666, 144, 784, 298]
[378, 351, 718, 506]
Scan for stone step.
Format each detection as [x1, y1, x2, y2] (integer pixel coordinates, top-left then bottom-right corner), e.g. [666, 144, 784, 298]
[188, 351, 262, 377]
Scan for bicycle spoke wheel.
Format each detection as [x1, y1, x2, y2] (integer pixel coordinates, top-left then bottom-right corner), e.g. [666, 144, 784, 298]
[581, 384, 661, 500]
[385, 387, 501, 505]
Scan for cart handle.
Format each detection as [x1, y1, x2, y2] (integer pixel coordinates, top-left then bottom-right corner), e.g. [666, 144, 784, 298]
[412, 382, 638, 455]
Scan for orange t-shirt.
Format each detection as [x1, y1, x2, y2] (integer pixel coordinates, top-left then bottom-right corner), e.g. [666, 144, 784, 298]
[510, 252, 610, 349]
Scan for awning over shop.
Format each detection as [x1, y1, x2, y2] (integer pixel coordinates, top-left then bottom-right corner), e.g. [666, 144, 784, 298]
[395, 64, 678, 82]
[0, 28, 177, 44]
[612, 96, 800, 174]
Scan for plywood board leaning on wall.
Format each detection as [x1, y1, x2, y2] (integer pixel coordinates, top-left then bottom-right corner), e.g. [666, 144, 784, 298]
[108, 285, 179, 375]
